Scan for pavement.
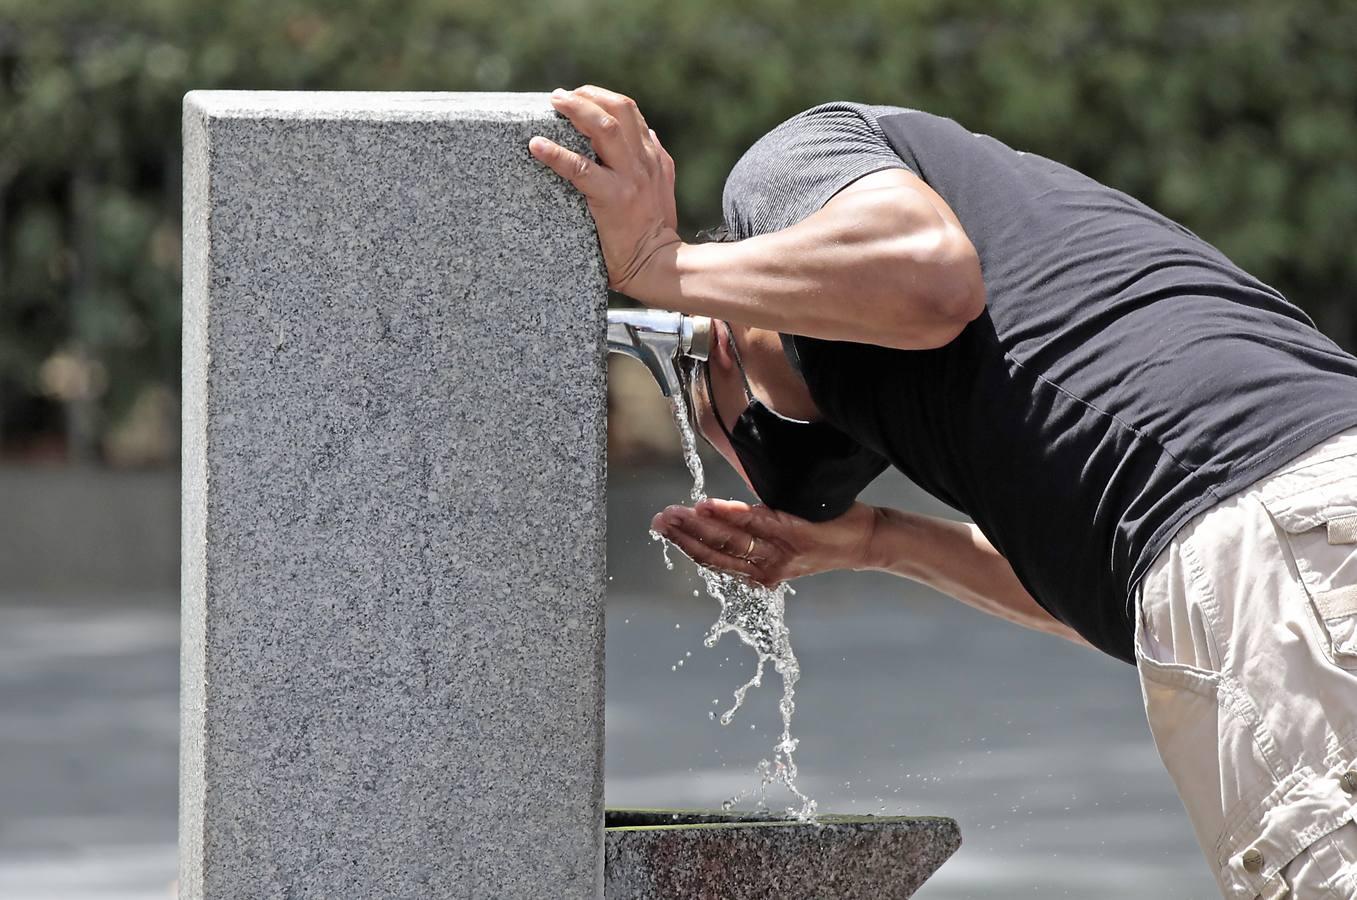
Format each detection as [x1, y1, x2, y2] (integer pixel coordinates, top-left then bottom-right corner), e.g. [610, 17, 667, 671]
[0, 460, 1217, 898]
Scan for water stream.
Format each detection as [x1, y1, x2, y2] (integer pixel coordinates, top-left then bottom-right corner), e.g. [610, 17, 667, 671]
[648, 395, 817, 821]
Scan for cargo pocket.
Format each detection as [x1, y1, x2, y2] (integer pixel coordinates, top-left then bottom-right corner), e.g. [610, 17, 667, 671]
[1220, 767, 1357, 900]
[1279, 815, 1357, 899]
[1257, 472, 1357, 671]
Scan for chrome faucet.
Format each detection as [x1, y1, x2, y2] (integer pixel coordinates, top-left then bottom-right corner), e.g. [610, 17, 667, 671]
[606, 309, 713, 398]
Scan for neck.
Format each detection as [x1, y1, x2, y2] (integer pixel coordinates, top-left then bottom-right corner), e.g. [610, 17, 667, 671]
[726, 324, 822, 422]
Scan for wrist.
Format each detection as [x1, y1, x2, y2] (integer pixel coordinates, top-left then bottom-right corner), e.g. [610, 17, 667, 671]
[644, 237, 735, 320]
[849, 504, 893, 572]
[616, 231, 684, 306]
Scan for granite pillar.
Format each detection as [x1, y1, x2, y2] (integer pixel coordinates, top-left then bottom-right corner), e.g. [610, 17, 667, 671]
[180, 92, 608, 899]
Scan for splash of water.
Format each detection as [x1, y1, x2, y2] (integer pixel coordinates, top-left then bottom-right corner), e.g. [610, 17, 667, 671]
[648, 395, 817, 822]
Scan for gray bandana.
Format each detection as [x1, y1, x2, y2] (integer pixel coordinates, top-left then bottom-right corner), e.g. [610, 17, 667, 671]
[720, 101, 914, 241]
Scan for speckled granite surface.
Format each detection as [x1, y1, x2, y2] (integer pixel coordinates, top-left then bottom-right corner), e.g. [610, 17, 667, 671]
[604, 810, 961, 899]
[181, 92, 607, 899]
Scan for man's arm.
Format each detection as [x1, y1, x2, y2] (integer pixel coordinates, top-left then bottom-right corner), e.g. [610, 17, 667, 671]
[529, 85, 984, 350]
[653, 499, 1090, 648]
[645, 171, 985, 350]
[860, 506, 1090, 646]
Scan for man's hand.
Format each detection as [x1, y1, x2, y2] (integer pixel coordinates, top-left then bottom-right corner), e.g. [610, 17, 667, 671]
[529, 85, 681, 299]
[650, 499, 882, 588]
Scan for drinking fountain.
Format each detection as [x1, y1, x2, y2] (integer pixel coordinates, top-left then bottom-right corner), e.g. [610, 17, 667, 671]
[606, 308, 712, 399]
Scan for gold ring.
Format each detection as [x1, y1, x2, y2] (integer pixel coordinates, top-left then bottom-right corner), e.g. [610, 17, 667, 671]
[744, 536, 756, 559]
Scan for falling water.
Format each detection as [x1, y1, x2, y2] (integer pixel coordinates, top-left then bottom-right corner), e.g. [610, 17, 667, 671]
[648, 395, 817, 822]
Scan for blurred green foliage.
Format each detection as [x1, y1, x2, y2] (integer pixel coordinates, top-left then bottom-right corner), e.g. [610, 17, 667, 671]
[2, 0, 1355, 462]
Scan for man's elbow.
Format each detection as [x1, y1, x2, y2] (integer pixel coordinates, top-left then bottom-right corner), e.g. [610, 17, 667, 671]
[942, 232, 987, 324]
[898, 227, 986, 349]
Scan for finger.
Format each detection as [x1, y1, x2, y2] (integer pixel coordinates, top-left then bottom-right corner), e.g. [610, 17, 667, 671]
[550, 89, 635, 167]
[658, 518, 764, 580]
[528, 136, 611, 197]
[652, 506, 692, 532]
[649, 128, 675, 181]
[574, 84, 650, 142]
[573, 85, 663, 176]
[696, 498, 793, 544]
[648, 128, 678, 228]
[695, 497, 754, 520]
[667, 507, 764, 559]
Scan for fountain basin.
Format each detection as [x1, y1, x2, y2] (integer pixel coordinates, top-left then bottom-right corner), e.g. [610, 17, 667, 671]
[604, 808, 960, 899]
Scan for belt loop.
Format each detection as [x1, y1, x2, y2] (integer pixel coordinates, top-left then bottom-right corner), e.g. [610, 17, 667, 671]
[1327, 513, 1357, 544]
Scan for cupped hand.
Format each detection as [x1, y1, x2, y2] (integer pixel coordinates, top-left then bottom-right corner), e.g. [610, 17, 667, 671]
[650, 499, 882, 588]
[528, 85, 681, 299]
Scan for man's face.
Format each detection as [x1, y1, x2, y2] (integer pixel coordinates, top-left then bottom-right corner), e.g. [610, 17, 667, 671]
[683, 322, 756, 494]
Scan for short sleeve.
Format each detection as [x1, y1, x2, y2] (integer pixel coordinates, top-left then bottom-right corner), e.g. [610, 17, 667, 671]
[721, 102, 914, 241]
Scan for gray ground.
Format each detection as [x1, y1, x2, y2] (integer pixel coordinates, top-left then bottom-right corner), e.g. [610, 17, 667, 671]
[0, 462, 1217, 898]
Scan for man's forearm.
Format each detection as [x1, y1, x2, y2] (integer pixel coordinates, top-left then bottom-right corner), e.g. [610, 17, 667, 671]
[633, 182, 984, 350]
[860, 506, 1090, 646]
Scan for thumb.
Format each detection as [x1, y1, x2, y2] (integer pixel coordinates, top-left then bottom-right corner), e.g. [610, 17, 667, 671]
[528, 135, 611, 198]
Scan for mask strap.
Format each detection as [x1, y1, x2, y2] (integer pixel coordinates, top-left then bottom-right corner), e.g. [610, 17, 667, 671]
[703, 356, 739, 445]
[721, 320, 757, 404]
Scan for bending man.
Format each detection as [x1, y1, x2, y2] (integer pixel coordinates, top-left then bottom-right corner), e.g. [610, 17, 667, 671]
[530, 86, 1357, 898]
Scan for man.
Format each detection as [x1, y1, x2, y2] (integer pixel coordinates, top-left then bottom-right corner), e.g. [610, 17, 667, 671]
[529, 85, 1357, 898]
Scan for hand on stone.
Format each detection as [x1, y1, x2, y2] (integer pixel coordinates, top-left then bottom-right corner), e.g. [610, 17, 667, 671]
[529, 85, 681, 300]
[651, 499, 882, 589]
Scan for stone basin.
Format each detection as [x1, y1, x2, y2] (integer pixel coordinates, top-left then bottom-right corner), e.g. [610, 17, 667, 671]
[604, 808, 961, 899]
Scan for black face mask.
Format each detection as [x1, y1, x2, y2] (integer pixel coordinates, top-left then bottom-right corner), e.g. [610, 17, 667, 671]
[701, 324, 887, 522]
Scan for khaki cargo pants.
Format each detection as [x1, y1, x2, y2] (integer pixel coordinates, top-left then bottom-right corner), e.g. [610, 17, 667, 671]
[1135, 426, 1357, 899]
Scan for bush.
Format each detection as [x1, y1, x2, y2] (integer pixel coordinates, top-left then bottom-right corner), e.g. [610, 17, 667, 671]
[2, 0, 1354, 460]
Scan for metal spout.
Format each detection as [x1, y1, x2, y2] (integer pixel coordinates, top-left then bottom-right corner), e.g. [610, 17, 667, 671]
[606, 309, 712, 398]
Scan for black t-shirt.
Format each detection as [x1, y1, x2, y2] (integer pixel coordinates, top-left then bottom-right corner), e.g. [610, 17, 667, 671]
[721, 102, 1357, 663]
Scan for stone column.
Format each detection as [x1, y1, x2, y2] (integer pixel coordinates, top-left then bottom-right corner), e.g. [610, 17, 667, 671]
[181, 92, 607, 899]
